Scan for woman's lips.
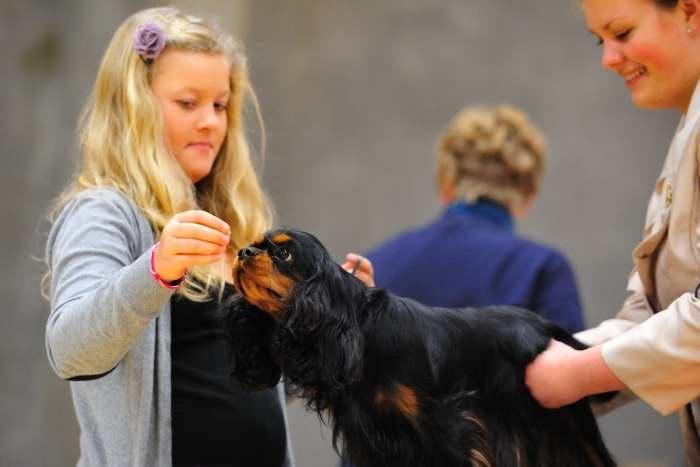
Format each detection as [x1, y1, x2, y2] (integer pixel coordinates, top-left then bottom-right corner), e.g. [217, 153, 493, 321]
[624, 67, 646, 87]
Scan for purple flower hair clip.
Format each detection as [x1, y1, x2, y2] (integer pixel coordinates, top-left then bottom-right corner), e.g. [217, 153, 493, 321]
[133, 21, 166, 65]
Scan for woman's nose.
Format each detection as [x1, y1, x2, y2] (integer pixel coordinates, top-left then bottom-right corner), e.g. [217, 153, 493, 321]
[601, 41, 624, 70]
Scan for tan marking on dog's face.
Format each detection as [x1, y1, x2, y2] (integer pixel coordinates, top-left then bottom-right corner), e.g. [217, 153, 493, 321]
[232, 252, 296, 317]
[272, 233, 292, 244]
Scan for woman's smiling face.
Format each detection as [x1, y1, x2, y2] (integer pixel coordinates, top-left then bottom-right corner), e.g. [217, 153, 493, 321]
[582, 0, 699, 112]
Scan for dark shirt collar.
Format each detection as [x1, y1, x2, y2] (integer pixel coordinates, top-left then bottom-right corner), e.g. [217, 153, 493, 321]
[443, 199, 514, 231]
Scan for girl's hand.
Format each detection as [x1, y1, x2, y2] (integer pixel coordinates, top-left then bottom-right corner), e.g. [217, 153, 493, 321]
[342, 253, 375, 287]
[154, 210, 231, 281]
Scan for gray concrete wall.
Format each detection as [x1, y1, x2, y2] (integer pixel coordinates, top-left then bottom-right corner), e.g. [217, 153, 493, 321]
[2, 0, 684, 466]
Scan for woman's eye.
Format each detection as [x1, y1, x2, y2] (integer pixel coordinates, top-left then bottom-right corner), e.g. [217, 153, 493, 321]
[594, 29, 630, 46]
[615, 30, 631, 41]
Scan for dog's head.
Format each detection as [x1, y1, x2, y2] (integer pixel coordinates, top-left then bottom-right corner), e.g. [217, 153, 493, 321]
[232, 228, 338, 316]
[232, 228, 367, 402]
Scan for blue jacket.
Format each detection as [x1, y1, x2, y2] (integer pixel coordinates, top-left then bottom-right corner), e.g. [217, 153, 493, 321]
[365, 200, 585, 333]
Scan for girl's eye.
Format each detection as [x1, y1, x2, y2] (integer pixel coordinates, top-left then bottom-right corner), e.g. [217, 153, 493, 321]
[214, 102, 228, 112]
[177, 100, 195, 109]
[276, 248, 291, 261]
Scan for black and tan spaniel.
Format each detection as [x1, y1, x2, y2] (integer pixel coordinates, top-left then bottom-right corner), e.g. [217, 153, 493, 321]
[228, 228, 616, 467]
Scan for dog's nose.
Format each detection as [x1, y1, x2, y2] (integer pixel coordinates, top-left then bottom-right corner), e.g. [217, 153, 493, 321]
[238, 246, 262, 260]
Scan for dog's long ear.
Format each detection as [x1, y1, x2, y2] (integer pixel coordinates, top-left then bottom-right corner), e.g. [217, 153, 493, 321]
[277, 248, 366, 405]
[226, 295, 282, 391]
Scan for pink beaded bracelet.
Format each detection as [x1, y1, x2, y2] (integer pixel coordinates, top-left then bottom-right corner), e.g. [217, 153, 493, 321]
[150, 242, 185, 290]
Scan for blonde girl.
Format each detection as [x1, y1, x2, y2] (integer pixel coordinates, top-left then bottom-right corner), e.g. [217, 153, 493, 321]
[45, 7, 293, 467]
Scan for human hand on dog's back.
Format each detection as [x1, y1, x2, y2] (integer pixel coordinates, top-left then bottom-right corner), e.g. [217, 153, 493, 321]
[342, 252, 375, 287]
[154, 210, 231, 281]
[525, 339, 625, 409]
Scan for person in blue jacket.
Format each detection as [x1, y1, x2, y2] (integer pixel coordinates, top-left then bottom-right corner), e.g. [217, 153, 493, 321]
[345, 105, 585, 333]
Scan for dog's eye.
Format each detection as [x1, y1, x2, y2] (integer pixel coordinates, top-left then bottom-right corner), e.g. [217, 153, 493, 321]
[275, 248, 291, 261]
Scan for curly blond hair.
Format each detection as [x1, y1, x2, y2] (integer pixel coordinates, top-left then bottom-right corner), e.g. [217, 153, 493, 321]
[435, 105, 547, 209]
[47, 7, 272, 300]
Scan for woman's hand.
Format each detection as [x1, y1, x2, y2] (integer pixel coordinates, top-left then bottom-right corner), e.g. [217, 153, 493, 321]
[154, 210, 231, 281]
[525, 339, 588, 408]
[342, 253, 375, 287]
[525, 340, 625, 408]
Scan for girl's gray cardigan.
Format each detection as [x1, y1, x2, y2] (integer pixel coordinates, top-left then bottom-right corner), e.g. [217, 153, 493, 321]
[45, 188, 295, 467]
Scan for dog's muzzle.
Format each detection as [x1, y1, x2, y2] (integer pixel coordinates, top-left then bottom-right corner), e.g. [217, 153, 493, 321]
[237, 246, 264, 261]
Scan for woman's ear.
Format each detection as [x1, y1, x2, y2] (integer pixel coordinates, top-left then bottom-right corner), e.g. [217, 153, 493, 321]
[681, 0, 700, 32]
[511, 193, 538, 220]
[439, 184, 455, 206]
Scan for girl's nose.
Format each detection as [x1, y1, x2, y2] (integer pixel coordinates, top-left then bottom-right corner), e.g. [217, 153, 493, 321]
[196, 106, 221, 130]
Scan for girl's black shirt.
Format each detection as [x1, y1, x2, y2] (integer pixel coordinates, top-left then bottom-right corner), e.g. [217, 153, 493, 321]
[171, 283, 286, 466]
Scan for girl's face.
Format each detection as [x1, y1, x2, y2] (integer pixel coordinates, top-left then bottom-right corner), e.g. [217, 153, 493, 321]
[582, 0, 699, 113]
[151, 50, 230, 183]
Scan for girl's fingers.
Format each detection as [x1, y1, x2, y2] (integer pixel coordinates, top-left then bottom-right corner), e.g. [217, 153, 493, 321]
[174, 253, 226, 266]
[166, 238, 228, 256]
[153, 243, 225, 280]
[169, 222, 230, 246]
[155, 211, 230, 279]
[173, 210, 230, 234]
[157, 239, 224, 267]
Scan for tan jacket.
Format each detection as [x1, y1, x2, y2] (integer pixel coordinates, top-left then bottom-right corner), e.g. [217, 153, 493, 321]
[576, 81, 700, 466]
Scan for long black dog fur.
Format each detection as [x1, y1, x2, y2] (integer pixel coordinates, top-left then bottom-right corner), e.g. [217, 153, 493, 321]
[227, 228, 616, 467]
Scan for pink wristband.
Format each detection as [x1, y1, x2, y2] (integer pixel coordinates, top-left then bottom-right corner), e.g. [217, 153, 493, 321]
[150, 242, 185, 290]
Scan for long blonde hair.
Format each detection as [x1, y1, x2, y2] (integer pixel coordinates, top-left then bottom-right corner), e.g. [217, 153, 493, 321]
[435, 105, 547, 209]
[49, 7, 272, 300]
